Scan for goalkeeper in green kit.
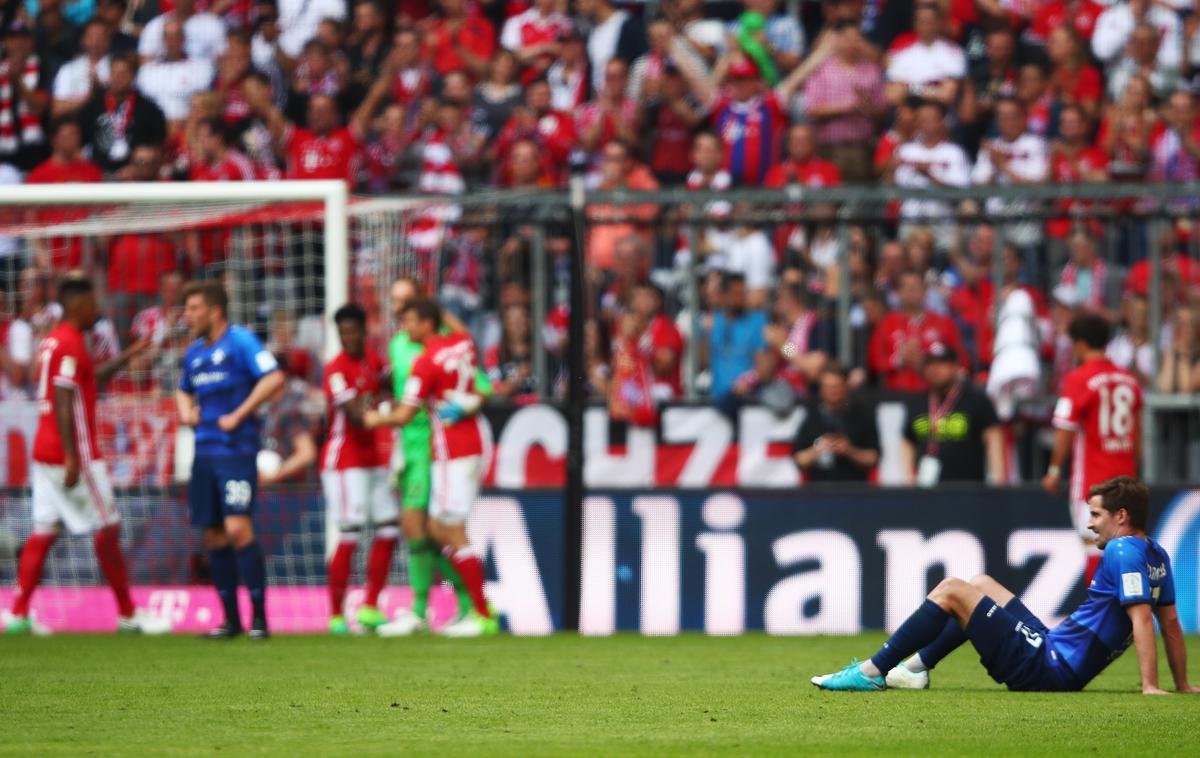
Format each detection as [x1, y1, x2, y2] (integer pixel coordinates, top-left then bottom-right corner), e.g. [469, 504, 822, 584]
[377, 277, 492, 636]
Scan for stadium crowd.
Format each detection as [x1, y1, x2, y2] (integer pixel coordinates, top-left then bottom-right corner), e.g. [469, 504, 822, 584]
[4, 0, 1200, 481]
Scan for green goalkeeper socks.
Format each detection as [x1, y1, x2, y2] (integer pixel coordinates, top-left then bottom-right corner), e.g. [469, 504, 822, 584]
[436, 552, 473, 615]
[408, 538, 436, 619]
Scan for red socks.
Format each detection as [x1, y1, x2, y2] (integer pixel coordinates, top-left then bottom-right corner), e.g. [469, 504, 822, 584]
[1083, 554, 1102, 588]
[448, 546, 490, 618]
[327, 540, 357, 616]
[365, 533, 398, 608]
[94, 525, 135, 618]
[12, 532, 57, 617]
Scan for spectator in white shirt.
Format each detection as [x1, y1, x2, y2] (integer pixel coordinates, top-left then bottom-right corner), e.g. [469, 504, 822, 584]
[1092, 0, 1182, 74]
[276, 0, 347, 58]
[707, 209, 776, 309]
[885, 3, 965, 107]
[52, 18, 112, 118]
[501, 0, 572, 81]
[137, 19, 215, 124]
[893, 100, 971, 249]
[971, 97, 1048, 248]
[139, 0, 228, 65]
[576, 0, 648, 93]
[1106, 22, 1178, 100]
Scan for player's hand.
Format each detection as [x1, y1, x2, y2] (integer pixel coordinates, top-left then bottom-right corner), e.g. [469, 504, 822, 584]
[363, 410, 383, 430]
[217, 413, 241, 432]
[1142, 686, 1171, 695]
[63, 454, 81, 489]
[1041, 471, 1060, 495]
[179, 405, 201, 427]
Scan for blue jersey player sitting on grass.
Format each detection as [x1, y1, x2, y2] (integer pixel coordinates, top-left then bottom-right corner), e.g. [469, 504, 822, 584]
[814, 476, 1200, 694]
[177, 281, 283, 640]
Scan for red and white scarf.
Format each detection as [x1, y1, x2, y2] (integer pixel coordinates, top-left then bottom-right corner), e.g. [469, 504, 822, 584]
[1059, 258, 1107, 308]
[0, 54, 44, 154]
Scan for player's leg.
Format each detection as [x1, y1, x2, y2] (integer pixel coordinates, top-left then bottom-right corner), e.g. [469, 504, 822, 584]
[889, 575, 1018, 688]
[404, 440, 472, 616]
[360, 468, 399, 629]
[322, 470, 359, 635]
[429, 456, 495, 637]
[6, 464, 64, 634]
[814, 577, 988, 691]
[191, 455, 242, 638]
[217, 456, 267, 639]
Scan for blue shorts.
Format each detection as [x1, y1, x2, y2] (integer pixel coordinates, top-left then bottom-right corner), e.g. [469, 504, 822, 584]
[188, 454, 259, 528]
[966, 596, 1080, 692]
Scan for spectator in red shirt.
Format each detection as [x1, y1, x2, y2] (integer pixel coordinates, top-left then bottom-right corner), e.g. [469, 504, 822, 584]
[764, 123, 842, 188]
[577, 59, 641, 166]
[1047, 25, 1103, 122]
[494, 78, 576, 181]
[25, 118, 103, 272]
[628, 282, 685, 400]
[1048, 104, 1108, 239]
[644, 62, 705, 185]
[875, 95, 918, 182]
[244, 54, 394, 182]
[869, 269, 968, 391]
[190, 117, 256, 181]
[422, 0, 496, 80]
[108, 143, 177, 333]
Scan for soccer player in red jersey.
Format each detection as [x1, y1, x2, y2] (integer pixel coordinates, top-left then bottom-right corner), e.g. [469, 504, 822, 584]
[3, 275, 170, 635]
[320, 304, 399, 635]
[1043, 314, 1143, 586]
[366, 298, 496, 637]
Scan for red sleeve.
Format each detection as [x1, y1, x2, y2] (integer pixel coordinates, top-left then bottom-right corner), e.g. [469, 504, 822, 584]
[82, 163, 103, 182]
[25, 163, 50, 184]
[402, 352, 436, 407]
[867, 315, 896, 377]
[762, 165, 785, 189]
[49, 336, 83, 390]
[873, 135, 895, 172]
[1076, 66, 1102, 102]
[1053, 370, 1086, 431]
[483, 344, 499, 370]
[823, 161, 842, 187]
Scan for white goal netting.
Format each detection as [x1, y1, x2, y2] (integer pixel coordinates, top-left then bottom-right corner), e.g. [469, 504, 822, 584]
[0, 183, 455, 632]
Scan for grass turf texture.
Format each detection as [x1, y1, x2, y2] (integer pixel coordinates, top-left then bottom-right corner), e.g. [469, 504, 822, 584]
[4, 634, 1200, 756]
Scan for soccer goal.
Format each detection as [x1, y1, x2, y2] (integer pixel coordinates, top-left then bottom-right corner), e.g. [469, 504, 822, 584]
[0, 180, 457, 633]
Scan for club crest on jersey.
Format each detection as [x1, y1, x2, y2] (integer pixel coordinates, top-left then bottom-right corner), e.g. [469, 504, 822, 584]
[212, 349, 226, 365]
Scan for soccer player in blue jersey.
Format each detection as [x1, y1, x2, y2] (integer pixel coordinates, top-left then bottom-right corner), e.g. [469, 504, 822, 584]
[177, 281, 283, 639]
[814, 476, 1200, 694]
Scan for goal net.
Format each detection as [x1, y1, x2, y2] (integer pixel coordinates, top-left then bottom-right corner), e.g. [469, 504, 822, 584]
[0, 181, 459, 633]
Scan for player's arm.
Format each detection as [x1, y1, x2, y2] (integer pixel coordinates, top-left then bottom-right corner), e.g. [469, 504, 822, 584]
[983, 425, 1005, 486]
[365, 402, 418, 430]
[96, 336, 152, 387]
[263, 431, 318, 485]
[176, 390, 200, 426]
[54, 385, 81, 488]
[1042, 427, 1073, 495]
[217, 369, 284, 432]
[1154, 604, 1200, 693]
[1128, 602, 1168, 694]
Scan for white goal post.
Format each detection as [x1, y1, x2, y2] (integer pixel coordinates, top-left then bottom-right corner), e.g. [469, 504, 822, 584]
[0, 180, 351, 361]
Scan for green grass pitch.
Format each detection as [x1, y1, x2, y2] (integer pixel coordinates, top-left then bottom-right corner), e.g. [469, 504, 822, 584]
[4, 633, 1200, 756]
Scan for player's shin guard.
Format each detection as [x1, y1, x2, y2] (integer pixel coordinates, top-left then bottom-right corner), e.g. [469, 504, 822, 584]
[236, 542, 268, 621]
[870, 599, 951, 675]
[12, 532, 57, 616]
[408, 537, 436, 619]
[327, 536, 358, 618]
[93, 525, 135, 618]
[447, 545, 489, 618]
[365, 527, 399, 607]
[208, 546, 241, 629]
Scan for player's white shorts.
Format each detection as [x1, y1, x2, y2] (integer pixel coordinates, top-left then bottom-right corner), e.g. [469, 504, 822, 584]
[321, 467, 399, 530]
[31, 461, 119, 535]
[429, 455, 482, 526]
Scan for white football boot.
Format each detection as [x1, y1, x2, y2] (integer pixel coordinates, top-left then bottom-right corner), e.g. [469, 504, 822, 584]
[118, 609, 173, 635]
[377, 609, 429, 638]
[885, 664, 930, 690]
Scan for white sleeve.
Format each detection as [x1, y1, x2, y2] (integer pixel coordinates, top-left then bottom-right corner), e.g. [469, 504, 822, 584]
[971, 147, 994, 185]
[940, 147, 972, 188]
[745, 235, 776, 291]
[1090, 8, 1130, 64]
[500, 18, 522, 51]
[1156, 12, 1183, 71]
[52, 62, 78, 101]
[139, 17, 164, 59]
[6, 320, 32, 365]
[945, 46, 966, 79]
[1019, 137, 1048, 183]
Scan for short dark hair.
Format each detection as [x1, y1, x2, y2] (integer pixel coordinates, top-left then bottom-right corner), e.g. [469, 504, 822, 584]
[198, 117, 229, 145]
[333, 303, 367, 327]
[1088, 476, 1150, 530]
[48, 116, 80, 139]
[916, 99, 947, 117]
[111, 50, 139, 73]
[57, 273, 94, 305]
[1068, 313, 1111, 349]
[721, 272, 746, 292]
[401, 297, 442, 328]
[821, 360, 849, 382]
[182, 280, 229, 314]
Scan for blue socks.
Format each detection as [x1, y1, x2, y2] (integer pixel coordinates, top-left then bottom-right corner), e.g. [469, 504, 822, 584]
[208, 546, 241, 630]
[235, 542, 268, 621]
[916, 618, 969, 670]
[870, 599, 951, 674]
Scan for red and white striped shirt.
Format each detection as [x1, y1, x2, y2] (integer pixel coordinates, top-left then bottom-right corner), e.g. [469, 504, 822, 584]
[191, 149, 256, 181]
